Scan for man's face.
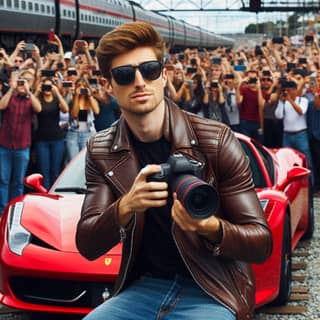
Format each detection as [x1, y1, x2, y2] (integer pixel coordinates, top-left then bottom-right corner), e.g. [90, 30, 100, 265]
[109, 47, 166, 116]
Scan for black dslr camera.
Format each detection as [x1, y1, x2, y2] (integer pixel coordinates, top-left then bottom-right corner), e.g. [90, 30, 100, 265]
[147, 154, 219, 219]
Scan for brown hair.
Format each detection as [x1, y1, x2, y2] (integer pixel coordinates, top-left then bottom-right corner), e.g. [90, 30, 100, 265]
[96, 21, 165, 80]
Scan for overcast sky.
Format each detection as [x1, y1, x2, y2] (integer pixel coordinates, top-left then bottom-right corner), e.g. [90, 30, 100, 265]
[136, 0, 304, 35]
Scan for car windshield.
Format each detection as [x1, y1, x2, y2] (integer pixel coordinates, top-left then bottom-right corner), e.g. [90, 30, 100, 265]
[51, 150, 87, 194]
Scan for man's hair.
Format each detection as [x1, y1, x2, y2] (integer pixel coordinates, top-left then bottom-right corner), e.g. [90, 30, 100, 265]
[96, 21, 165, 80]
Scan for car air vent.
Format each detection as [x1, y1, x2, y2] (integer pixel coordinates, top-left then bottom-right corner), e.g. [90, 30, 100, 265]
[30, 235, 58, 251]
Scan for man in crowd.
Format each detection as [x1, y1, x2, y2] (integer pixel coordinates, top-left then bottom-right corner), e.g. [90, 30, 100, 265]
[0, 70, 41, 214]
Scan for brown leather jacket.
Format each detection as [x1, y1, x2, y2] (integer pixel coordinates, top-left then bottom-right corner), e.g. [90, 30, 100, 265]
[76, 99, 273, 320]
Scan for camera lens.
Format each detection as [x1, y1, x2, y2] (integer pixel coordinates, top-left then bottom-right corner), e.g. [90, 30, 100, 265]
[172, 174, 219, 219]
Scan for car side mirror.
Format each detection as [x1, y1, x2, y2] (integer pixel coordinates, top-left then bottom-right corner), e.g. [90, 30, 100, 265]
[24, 174, 48, 193]
[277, 166, 310, 191]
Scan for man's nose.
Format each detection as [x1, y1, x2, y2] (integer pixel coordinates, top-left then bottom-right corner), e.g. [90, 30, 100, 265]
[133, 69, 146, 87]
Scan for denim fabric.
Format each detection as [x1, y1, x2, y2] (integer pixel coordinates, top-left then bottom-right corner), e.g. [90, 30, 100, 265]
[283, 130, 314, 185]
[240, 119, 262, 143]
[83, 275, 236, 320]
[0, 146, 30, 214]
[35, 139, 65, 190]
[65, 129, 92, 162]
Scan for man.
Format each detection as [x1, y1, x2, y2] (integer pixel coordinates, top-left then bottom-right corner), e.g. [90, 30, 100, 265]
[235, 69, 265, 142]
[275, 80, 313, 184]
[76, 22, 272, 320]
[0, 70, 41, 214]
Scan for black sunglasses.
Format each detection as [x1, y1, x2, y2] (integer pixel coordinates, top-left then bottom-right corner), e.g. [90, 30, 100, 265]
[111, 60, 162, 86]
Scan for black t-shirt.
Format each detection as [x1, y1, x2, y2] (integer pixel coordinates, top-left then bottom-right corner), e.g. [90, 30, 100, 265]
[131, 134, 191, 279]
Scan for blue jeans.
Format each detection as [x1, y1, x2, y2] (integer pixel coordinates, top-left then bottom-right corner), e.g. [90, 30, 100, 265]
[240, 119, 262, 143]
[65, 129, 92, 162]
[283, 130, 314, 185]
[0, 146, 30, 214]
[83, 275, 236, 320]
[35, 139, 65, 190]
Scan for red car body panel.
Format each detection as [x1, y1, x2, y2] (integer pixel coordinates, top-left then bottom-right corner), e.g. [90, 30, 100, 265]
[0, 133, 311, 314]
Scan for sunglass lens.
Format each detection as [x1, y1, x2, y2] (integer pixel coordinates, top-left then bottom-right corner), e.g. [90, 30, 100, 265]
[112, 66, 135, 85]
[139, 61, 162, 81]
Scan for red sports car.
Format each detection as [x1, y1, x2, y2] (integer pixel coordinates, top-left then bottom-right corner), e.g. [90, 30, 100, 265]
[0, 133, 313, 315]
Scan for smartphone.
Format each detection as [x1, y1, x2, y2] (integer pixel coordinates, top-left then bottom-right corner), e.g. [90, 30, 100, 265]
[186, 67, 197, 74]
[89, 49, 96, 57]
[186, 80, 194, 86]
[41, 84, 52, 91]
[17, 79, 25, 86]
[41, 69, 55, 77]
[211, 57, 221, 65]
[57, 62, 64, 70]
[248, 78, 257, 84]
[80, 88, 88, 95]
[310, 73, 317, 87]
[92, 69, 102, 76]
[48, 29, 55, 42]
[67, 69, 77, 76]
[272, 37, 284, 44]
[62, 81, 73, 88]
[25, 43, 34, 51]
[287, 62, 296, 71]
[305, 35, 314, 43]
[210, 81, 219, 88]
[299, 57, 307, 64]
[225, 74, 234, 79]
[190, 58, 197, 66]
[262, 70, 271, 77]
[233, 65, 246, 72]
[255, 45, 262, 56]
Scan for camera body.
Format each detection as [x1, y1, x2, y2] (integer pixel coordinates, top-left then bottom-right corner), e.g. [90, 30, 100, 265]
[147, 154, 219, 219]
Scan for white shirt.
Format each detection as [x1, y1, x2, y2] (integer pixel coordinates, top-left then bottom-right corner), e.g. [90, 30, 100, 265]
[274, 96, 308, 132]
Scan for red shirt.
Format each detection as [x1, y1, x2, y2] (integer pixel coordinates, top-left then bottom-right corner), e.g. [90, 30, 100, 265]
[239, 86, 259, 122]
[0, 93, 35, 149]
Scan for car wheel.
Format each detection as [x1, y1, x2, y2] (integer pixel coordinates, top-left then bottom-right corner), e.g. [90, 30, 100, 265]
[302, 183, 314, 240]
[273, 214, 292, 306]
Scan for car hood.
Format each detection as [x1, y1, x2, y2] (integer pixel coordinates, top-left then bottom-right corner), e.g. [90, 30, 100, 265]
[19, 194, 98, 253]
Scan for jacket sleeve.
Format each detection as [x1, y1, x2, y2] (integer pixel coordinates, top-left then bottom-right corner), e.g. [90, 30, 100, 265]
[75, 147, 124, 261]
[212, 127, 273, 264]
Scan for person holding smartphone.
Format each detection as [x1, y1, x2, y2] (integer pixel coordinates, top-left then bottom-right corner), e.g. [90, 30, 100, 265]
[65, 77, 99, 162]
[0, 70, 41, 215]
[33, 78, 69, 189]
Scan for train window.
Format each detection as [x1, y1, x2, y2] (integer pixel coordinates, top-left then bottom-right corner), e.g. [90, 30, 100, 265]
[72, 11, 75, 18]
[46, 5, 49, 13]
[85, 14, 87, 22]
[52, 6, 55, 15]
[80, 13, 83, 21]
[40, 4, 44, 12]
[62, 9, 66, 16]
[14, 0, 18, 8]
[6, 0, 12, 8]
[21, 0, 25, 9]
[28, 1, 32, 11]
[92, 16, 95, 22]
[0, 0, 4, 6]
[34, 3, 38, 12]
[68, 10, 71, 17]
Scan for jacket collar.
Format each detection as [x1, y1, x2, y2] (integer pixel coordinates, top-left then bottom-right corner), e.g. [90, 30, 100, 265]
[110, 97, 199, 153]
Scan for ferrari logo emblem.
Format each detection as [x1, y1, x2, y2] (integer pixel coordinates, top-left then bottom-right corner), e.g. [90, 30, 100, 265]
[104, 258, 112, 266]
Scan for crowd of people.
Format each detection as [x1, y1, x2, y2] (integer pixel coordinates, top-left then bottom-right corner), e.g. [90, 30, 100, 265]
[1, 29, 320, 215]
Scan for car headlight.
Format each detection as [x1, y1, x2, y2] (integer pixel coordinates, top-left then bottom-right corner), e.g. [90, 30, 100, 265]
[7, 202, 31, 256]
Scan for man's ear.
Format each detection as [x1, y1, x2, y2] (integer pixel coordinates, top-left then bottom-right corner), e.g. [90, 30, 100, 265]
[162, 68, 168, 88]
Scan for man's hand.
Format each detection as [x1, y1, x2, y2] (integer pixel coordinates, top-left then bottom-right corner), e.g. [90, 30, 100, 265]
[118, 165, 168, 226]
[171, 193, 222, 243]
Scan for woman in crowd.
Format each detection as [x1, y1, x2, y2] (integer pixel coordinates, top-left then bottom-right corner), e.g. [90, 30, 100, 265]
[34, 77, 69, 189]
[65, 77, 99, 161]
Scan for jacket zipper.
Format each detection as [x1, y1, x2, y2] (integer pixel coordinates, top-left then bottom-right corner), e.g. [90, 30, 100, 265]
[112, 214, 137, 296]
[171, 224, 236, 315]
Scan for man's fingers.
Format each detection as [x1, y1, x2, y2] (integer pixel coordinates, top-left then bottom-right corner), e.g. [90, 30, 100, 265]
[137, 164, 162, 182]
